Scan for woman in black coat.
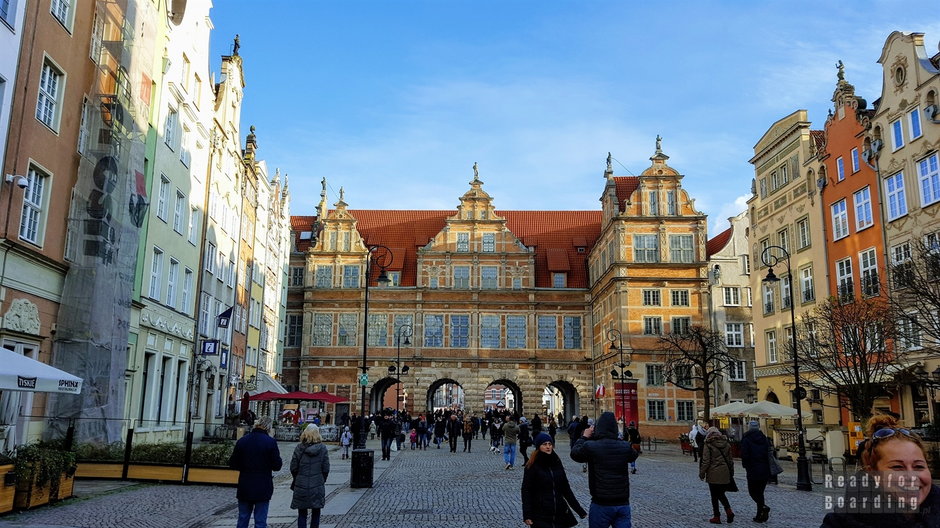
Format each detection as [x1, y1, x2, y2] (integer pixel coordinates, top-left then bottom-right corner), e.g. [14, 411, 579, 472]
[739, 420, 771, 523]
[521, 433, 587, 528]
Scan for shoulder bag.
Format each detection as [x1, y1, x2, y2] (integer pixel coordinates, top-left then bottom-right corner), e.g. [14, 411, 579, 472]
[767, 444, 784, 476]
[718, 448, 739, 492]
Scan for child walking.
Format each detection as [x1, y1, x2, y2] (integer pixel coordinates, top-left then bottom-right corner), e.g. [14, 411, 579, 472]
[340, 426, 353, 459]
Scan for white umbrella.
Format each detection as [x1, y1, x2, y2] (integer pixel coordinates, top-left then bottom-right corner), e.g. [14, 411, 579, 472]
[0, 348, 83, 394]
[709, 401, 751, 417]
[742, 400, 798, 419]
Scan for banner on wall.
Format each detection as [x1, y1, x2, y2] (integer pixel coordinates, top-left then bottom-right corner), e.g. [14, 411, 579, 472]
[614, 381, 639, 425]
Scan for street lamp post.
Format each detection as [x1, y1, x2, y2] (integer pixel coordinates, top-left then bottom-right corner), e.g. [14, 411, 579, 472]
[607, 329, 632, 430]
[357, 245, 392, 449]
[389, 324, 412, 416]
[761, 244, 812, 491]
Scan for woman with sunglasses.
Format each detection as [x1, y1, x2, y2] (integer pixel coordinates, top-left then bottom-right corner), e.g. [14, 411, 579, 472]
[822, 414, 940, 527]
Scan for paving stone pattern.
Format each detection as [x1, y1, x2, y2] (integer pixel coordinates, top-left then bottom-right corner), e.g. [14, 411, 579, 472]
[0, 437, 843, 527]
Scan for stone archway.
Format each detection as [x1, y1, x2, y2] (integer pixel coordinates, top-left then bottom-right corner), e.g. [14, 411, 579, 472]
[370, 376, 399, 414]
[485, 378, 523, 417]
[545, 380, 579, 425]
[426, 378, 464, 412]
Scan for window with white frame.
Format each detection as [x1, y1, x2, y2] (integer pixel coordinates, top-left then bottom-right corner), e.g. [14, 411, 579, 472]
[338, 314, 357, 346]
[676, 400, 695, 421]
[643, 289, 661, 306]
[745, 287, 752, 306]
[910, 107, 922, 140]
[188, 206, 199, 244]
[801, 267, 814, 303]
[766, 330, 777, 363]
[450, 315, 469, 347]
[643, 317, 662, 335]
[918, 153, 940, 207]
[729, 361, 747, 381]
[173, 190, 185, 233]
[672, 317, 691, 335]
[781, 275, 792, 309]
[198, 293, 210, 335]
[897, 315, 922, 350]
[634, 234, 659, 263]
[563, 316, 581, 349]
[205, 242, 215, 273]
[891, 242, 913, 289]
[851, 148, 860, 173]
[181, 268, 193, 313]
[725, 323, 744, 347]
[796, 217, 810, 249]
[342, 265, 359, 288]
[481, 266, 498, 289]
[482, 233, 495, 252]
[78, 98, 92, 154]
[646, 364, 664, 386]
[891, 119, 904, 151]
[164, 108, 178, 149]
[854, 186, 873, 230]
[314, 266, 332, 288]
[763, 283, 775, 314]
[742, 254, 750, 274]
[367, 314, 388, 347]
[481, 315, 500, 348]
[885, 171, 908, 221]
[312, 313, 332, 346]
[36, 61, 63, 129]
[166, 258, 179, 308]
[672, 289, 689, 306]
[19, 166, 48, 245]
[647, 400, 666, 421]
[778, 227, 790, 254]
[148, 247, 164, 299]
[669, 234, 694, 263]
[860, 248, 879, 297]
[837, 157, 845, 181]
[538, 316, 556, 348]
[456, 232, 469, 252]
[507, 315, 526, 348]
[453, 266, 470, 288]
[831, 199, 849, 240]
[723, 287, 740, 306]
[156, 176, 169, 220]
[836, 257, 854, 302]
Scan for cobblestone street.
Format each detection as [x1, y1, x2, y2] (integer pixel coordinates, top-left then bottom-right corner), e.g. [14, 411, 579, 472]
[0, 437, 845, 527]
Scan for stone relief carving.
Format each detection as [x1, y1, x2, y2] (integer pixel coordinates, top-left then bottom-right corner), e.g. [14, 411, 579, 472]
[140, 311, 195, 340]
[2, 298, 41, 335]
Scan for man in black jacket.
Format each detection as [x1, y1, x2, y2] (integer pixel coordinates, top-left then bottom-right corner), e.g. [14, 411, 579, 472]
[570, 411, 638, 528]
[229, 416, 283, 528]
[379, 413, 398, 460]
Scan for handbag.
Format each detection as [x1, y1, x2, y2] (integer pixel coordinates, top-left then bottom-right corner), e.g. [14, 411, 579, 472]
[718, 448, 739, 492]
[768, 444, 784, 476]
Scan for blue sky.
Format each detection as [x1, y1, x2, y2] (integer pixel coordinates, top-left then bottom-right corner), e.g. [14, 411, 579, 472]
[208, 1, 939, 235]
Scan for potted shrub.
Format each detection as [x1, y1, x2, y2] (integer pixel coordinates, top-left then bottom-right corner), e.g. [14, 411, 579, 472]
[74, 441, 125, 479]
[13, 442, 77, 509]
[126, 443, 184, 482]
[186, 441, 237, 485]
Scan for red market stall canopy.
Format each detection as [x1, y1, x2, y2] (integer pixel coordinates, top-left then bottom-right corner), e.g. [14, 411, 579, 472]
[248, 391, 282, 401]
[0, 348, 83, 394]
[275, 391, 323, 401]
[308, 390, 348, 403]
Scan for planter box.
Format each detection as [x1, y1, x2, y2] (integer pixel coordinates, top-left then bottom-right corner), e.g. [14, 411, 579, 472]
[14, 473, 50, 510]
[186, 466, 238, 485]
[53, 474, 74, 501]
[0, 465, 14, 514]
[126, 463, 183, 482]
[75, 462, 123, 479]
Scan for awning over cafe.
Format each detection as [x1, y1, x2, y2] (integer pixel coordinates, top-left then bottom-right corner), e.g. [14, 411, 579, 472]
[0, 348, 83, 394]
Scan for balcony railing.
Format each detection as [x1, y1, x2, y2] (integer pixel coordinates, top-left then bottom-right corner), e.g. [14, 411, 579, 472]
[764, 301, 774, 315]
[802, 288, 815, 303]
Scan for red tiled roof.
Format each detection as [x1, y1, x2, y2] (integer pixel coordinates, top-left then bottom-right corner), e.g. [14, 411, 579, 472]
[706, 226, 733, 258]
[614, 177, 640, 211]
[546, 248, 571, 271]
[811, 130, 826, 153]
[291, 210, 603, 288]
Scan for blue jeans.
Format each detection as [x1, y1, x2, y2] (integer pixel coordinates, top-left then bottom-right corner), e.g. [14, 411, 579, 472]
[381, 436, 393, 459]
[237, 500, 270, 528]
[298, 508, 321, 528]
[503, 443, 516, 466]
[589, 503, 631, 528]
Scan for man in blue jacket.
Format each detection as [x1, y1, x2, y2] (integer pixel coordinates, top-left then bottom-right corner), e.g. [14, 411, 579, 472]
[229, 416, 283, 528]
[570, 411, 639, 528]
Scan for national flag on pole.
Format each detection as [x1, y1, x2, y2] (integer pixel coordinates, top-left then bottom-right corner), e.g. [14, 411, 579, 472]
[595, 385, 606, 399]
[217, 306, 234, 328]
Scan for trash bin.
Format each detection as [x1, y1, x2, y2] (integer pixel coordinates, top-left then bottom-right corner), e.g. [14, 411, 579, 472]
[350, 449, 374, 488]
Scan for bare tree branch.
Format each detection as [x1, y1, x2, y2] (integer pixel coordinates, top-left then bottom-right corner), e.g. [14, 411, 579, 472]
[658, 326, 737, 422]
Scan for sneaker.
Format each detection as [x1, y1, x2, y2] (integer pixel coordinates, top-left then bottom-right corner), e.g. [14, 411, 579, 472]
[505, 464, 511, 470]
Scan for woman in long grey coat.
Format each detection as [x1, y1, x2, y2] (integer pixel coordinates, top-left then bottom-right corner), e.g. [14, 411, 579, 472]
[291, 425, 330, 528]
[699, 426, 735, 524]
